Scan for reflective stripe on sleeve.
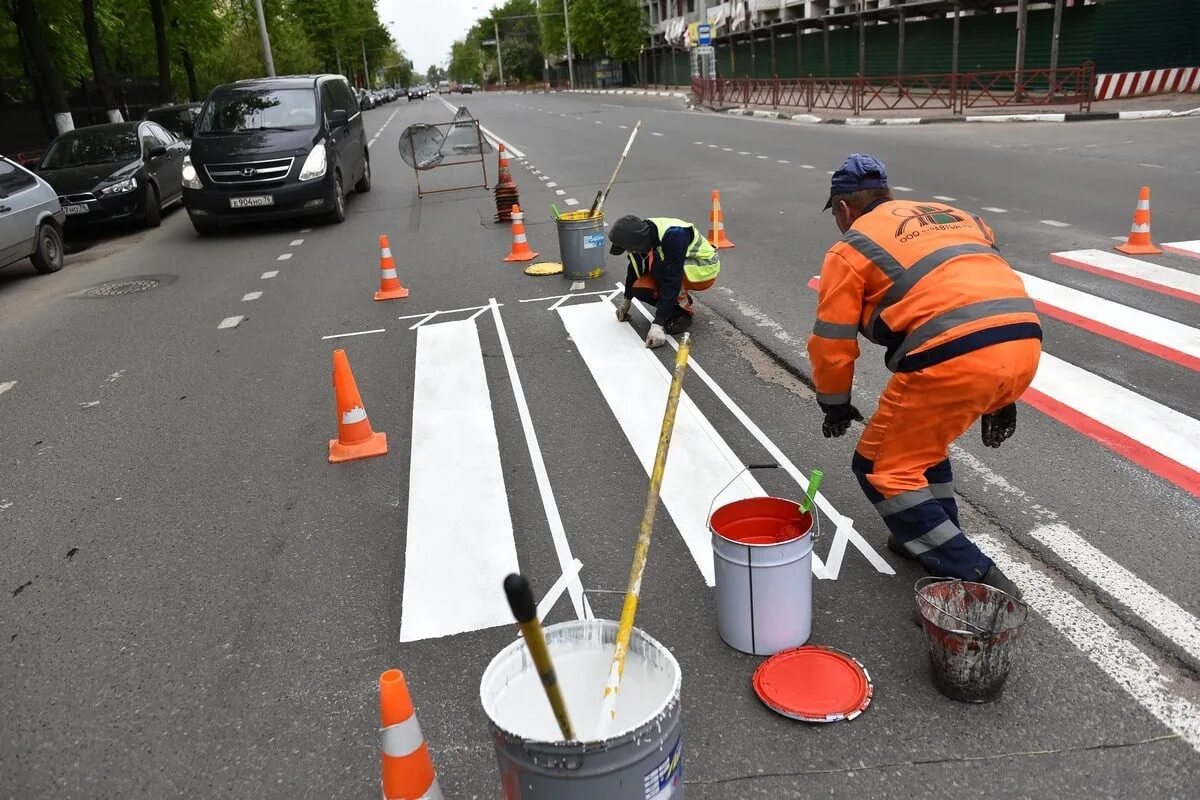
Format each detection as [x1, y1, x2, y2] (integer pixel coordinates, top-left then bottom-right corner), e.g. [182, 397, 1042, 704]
[812, 319, 860, 339]
[380, 716, 425, 758]
[886, 297, 1037, 371]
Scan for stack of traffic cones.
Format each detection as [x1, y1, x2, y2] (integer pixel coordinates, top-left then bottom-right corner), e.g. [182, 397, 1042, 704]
[503, 204, 539, 262]
[1114, 186, 1162, 255]
[708, 189, 735, 249]
[379, 669, 442, 800]
[494, 144, 521, 224]
[328, 349, 388, 463]
[374, 234, 410, 301]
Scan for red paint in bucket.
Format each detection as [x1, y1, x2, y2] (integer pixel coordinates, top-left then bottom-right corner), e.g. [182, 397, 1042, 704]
[709, 497, 812, 545]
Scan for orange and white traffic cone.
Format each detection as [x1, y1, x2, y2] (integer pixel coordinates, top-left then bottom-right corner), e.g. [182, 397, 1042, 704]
[380, 669, 443, 800]
[374, 234, 410, 301]
[1115, 186, 1162, 256]
[503, 203, 539, 262]
[707, 189, 735, 249]
[328, 349, 388, 463]
[496, 143, 515, 189]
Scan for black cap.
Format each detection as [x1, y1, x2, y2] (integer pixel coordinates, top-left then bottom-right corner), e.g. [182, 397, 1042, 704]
[608, 214, 655, 255]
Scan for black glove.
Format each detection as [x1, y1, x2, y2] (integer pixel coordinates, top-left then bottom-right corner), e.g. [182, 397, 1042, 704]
[981, 403, 1017, 448]
[821, 403, 864, 439]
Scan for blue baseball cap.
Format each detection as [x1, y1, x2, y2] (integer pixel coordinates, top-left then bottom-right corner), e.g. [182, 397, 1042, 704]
[824, 154, 889, 210]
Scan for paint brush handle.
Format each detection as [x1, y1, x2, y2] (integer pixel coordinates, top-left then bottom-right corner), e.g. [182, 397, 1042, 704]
[504, 573, 576, 741]
[799, 469, 824, 513]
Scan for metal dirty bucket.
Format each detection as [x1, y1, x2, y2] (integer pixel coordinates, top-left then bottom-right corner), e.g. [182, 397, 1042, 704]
[915, 577, 1029, 703]
[555, 210, 607, 280]
[709, 496, 814, 656]
[480, 619, 683, 799]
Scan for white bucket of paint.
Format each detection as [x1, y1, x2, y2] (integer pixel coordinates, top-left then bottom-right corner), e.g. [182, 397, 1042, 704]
[480, 619, 683, 799]
[710, 496, 814, 655]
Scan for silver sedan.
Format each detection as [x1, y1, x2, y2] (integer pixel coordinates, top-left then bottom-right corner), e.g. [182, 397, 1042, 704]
[0, 155, 65, 275]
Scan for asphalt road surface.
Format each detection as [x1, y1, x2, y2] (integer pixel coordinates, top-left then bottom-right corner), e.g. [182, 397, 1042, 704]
[1, 92, 1198, 799]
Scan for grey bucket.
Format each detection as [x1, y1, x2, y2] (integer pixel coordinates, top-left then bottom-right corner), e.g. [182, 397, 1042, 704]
[915, 577, 1030, 703]
[480, 619, 683, 799]
[555, 210, 607, 280]
[709, 496, 814, 656]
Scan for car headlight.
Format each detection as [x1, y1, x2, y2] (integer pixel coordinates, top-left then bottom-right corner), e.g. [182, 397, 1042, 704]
[298, 144, 327, 181]
[99, 176, 138, 195]
[182, 155, 202, 189]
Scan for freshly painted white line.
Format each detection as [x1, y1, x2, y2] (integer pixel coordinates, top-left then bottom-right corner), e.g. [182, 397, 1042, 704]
[981, 206, 1008, 213]
[519, 289, 614, 304]
[321, 328, 386, 340]
[801, 164, 814, 169]
[535, 558, 585, 622]
[241, 291, 262, 302]
[217, 316, 243, 329]
[1032, 352, 1200, 475]
[290, 239, 304, 246]
[546, 181, 558, 188]
[1018, 272, 1200, 362]
[893, 185, 914, 192]
[565, 197, 579, 206]
[622, 293, 891, 580]
[557, 302, 764, 586]
[933, 195, 957, 202]
[1163, 240, 1200, 260]
[260, 270, 278, 279]
[401, 319, 520, 642]
[489, 299, 589, 621]
[277, 253, 292, 261]
[0, 381, 15, 397]
[1040, 219, 1071, 227]
[1053, 249, 1200, 300]
[650, 132, 663, 136]
[570, 281, 585, 291]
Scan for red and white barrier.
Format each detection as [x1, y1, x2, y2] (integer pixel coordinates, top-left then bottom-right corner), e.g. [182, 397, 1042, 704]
[1095, 67, 1200, 100]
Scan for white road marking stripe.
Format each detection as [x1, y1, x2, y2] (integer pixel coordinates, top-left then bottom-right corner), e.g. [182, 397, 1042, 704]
[1163, 240, 1200, 260]
[620, 124, 629, 129]
[0, 381, 15, 396]
[1018, 272, 1200, 361]
[489, 299, 588, 621]
[570, 281, 585, 291]
[556, 189, 566, 195]
[217, 316, 243, 329]
[546, 181, 558, 188]
[290, 239, 304, 246]
[321, 328, 386, 340]
[722, 147, 733, 151]
[777, 159, 790, 164]
[433, 93, 525, 158]
[981, 206, 1008, 213]
[756, 155, 769, 159]
[933, 195, 957, 202]
[558, 302, 762, 585]
[1040, 219, 1071, 227]
[739, 151, 751, 156]
[709, 144, 719, 148]
[651, 132, 663, 136]
[801, 164, 814, 169]
[893, 185, 914, 192]
[277, 253, 292, 261]
[694, 141, 703, 145]
[401, 320, 520, 642]
[971, 527, 1200, 753]
[1139, 163, 1164, 169]
[539, 176, 549, 181]
[1031, 352, 1200, 474]
[594, 120, 602, 124]
[260, 271, 278, 279]
[565, 198, 579, 206]
[300, 228, 311, 233]
[1053, 249, 1200, 299]
[241, 291, 262, 302]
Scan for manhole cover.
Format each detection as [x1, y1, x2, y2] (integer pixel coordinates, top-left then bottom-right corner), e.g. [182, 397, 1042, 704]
[82, 279, 160, 297]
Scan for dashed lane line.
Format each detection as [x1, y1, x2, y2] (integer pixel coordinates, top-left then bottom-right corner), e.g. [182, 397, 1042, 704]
[277, 253, 292, 261]
[261, 271, 278, 279]
[0, 381, 15, 397]
[651, 132, 663, 136]
[565, 198, 579, 206]
[801, 164, 814, 169]
[982, 206, 1008, 213]
[546, 182, 558, 188]
[1041, 220, 1071, 227]
[893, 185, 914, 192]
[555, 190, 565, 196]
[933, 195, 957, 202]
[241, 292, 262, 302]
[218, 316, 244, 330]
[290, 239, 304, 246]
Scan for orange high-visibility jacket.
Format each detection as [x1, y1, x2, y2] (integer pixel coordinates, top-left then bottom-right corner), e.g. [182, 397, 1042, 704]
[808, 200, 1041, 406]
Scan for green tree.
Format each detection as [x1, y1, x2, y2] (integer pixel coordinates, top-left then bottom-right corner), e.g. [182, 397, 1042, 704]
[571, 0, 644, 63]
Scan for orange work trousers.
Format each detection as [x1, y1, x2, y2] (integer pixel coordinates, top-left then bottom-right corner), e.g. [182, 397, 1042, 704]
[631, 273, 716, 310]
[851, 338, 1041, 580]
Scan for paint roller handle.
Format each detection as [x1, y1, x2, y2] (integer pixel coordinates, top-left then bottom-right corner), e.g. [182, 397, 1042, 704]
[799, 469, 824, 514]
[503, 573, 577, 741]
[504, 573, 537, 623]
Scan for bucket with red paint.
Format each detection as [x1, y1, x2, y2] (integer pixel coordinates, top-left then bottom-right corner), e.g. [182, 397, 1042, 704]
[709, 495, 814, 656]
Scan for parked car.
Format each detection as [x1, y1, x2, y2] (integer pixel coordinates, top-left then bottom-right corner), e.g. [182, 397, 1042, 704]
[36, 120, 186, 230]
[144, 102, 203, 141]
[355, 87, 375, 109]
[0, 154, 65, 275]
[182, 74, 370, 234]
[460, 83, 476, 94]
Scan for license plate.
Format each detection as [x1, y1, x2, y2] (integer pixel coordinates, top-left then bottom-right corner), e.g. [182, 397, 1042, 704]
[64, 204, 89, 215]
[229, 195, 274, 209]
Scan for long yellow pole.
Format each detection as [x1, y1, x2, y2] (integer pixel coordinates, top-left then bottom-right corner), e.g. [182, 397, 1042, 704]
[504, 573, 576, 740]
[597, 332, 692, 735]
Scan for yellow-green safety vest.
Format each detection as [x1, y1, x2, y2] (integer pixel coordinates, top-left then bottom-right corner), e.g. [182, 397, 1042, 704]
[629, 218, 721, 284]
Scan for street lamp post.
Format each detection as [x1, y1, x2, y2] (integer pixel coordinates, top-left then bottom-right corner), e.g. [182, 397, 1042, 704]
[252, 0, 275, 77]
[361, 37, 371, 90]
[563, 0, 574, 89]
[493, 18, 505, 86]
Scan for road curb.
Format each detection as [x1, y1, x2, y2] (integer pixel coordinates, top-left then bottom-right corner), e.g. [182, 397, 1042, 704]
[719, 105, 1189, 125]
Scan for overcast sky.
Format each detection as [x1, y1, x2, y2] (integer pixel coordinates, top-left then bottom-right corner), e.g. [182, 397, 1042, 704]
[379, 0, 491, 75]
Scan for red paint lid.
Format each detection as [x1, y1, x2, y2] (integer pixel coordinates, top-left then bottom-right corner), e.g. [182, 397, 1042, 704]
[753, 645, 873, 723]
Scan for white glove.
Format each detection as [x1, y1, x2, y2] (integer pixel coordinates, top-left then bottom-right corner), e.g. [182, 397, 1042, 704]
[645, 324, 667, 349]
[615, 299, 632, 322]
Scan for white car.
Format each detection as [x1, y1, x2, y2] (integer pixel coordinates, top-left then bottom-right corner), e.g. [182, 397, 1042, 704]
[0, 155, 65, 275]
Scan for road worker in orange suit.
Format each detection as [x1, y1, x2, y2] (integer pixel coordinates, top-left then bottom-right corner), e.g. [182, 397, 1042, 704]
[807, 154, 1042, 599]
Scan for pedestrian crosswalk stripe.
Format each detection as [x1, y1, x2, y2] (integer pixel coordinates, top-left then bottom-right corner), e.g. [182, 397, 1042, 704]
[1163, 240, 1200, 260]
[1052, 249, 1200, 303]
[1026, 353, 1200, 495]
[400, 320, 520, 642]
[558, 302, 764, 586]
[1018, 272, 1200, 370]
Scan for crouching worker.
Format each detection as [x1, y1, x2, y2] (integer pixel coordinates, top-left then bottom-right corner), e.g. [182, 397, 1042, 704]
[608, 214, 721, 348]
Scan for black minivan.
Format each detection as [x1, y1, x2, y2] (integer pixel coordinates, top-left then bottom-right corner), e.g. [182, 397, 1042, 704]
[182, 74, 369, 235]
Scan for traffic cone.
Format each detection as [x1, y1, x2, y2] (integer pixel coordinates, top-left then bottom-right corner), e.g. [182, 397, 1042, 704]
[496, 143, 515, 188]
[374, 235, 410, 301]
[380, 670, 443, 800]
[493, 143, 520, 223]
[1115, 186, 1162, 256]
[503, 204, 539, 262]
[708, 189, 735, 249]
[328, 349, 388, 463]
